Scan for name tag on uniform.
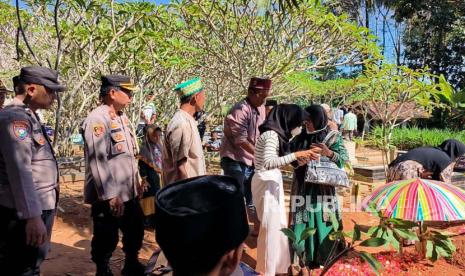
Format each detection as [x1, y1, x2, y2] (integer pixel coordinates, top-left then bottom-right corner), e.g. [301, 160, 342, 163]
[111, 131, 125, 143]
[33, 133, 46, 146]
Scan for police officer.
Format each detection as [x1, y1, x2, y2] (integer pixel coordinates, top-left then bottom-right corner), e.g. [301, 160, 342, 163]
[0, 66, 65, 275]
[82, 75, 145, 276]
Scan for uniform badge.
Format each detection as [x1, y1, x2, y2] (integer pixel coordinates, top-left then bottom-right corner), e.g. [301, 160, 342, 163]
[93, 123, 105, 137]
[12, 121, 30, 140]
[111, 122, 119, 129]
[116, 143, 124, 152]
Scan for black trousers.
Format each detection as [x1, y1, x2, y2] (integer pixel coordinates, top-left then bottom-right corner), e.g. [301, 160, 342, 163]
[0, 206, 55, 276]
[91, 199, 144, 266]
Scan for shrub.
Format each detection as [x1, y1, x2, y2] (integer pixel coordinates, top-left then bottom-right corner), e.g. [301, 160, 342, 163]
[369, 127, 465, 150]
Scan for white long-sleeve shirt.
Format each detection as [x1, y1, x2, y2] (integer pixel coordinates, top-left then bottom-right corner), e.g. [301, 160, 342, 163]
[254, 131, 297, 172]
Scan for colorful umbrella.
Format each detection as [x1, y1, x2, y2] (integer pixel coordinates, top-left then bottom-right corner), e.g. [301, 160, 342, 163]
[362, 178, 465, 222]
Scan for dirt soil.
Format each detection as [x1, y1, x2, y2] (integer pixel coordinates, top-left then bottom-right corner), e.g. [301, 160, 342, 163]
[42, 181, 465, 275]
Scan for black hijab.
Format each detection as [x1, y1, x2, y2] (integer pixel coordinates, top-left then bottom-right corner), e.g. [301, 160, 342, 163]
[291, 104, 329, 152]
[389, 147, 452, 180]
[259, 104, 309, 155]
[438, 139, 465, 161]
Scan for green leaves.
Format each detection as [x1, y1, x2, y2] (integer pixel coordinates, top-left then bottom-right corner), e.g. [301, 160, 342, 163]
[424, 230, 456, 262]
[280, 228, 296, 242]
[388, 218, 418, 229]
[392, 228, 418, 241]
[358, 251, 383, 275]
[281, 227, 316, 244]
[363, 217, 420, 253]
[300, 227, 316, 242]
[359, 237, 387, 247]
[329, 212, 339, 231]
[342, 225, 362, 242]
[365, 202, 382, 218]
[352, 225, 362, 241]
[284, 72, 357, 99]
[280, 227, 316, 266]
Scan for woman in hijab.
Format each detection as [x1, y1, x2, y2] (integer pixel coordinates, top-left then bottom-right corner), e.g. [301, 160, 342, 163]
[387, 139, 465, 184]
[137, 124, 163, 227]
[290, 104, 349, 268]
[439, 139, 465, 161]
[252, 104, 321, 276]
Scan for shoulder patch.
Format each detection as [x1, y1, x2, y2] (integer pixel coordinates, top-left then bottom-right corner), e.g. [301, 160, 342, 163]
[12, 120, 30, 140]
[92, 123, 105, 137]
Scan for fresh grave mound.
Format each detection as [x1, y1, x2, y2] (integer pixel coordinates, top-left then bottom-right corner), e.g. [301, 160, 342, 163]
[312, 251, 462, 276]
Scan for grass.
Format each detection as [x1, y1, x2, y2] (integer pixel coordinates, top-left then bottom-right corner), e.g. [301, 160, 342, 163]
[368, 126, 465, 150]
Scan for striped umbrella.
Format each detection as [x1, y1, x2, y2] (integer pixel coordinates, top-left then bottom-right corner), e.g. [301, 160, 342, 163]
[362, 178, 465, 222]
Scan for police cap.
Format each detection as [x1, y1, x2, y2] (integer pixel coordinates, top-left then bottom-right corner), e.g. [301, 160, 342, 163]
[18, 66, 66, 92]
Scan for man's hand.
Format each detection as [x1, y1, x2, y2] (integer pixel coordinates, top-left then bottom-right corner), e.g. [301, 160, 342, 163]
[137, 177, 149, 198]
[109, 197, 124, 217]
[239, 141, 255, 155]
[25, 216, 47, 247]
[176, 158, 189, 180]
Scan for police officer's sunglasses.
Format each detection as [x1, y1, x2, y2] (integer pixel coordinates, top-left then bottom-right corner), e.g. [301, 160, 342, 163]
[117, 87, 134, 98]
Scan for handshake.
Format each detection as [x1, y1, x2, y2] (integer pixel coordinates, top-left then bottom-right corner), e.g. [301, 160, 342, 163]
[295, 144, 327, 167]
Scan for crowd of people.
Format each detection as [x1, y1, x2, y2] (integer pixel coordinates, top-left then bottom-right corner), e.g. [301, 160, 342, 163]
[1, 66, 465, 276]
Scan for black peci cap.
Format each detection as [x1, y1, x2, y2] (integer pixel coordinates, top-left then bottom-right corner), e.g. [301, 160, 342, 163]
[154, 175, 249, 273]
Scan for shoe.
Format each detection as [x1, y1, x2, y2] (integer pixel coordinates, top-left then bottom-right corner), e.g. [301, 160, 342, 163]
[122, 259, 146, 276]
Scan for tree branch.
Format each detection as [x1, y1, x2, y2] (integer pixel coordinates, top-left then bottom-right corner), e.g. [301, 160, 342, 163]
[16, 0, 42, 65]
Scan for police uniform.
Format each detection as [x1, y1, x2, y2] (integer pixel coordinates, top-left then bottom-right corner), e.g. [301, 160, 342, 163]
[0, 66, 65, 275]
[81, 75, 144, 276]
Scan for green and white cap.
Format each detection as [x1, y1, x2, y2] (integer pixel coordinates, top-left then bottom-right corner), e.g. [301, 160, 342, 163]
[173, 77, 204, 99]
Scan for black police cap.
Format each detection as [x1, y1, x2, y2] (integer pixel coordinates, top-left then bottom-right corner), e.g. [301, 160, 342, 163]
[101, 75, 135, 91]
[18, 66, 66, 92]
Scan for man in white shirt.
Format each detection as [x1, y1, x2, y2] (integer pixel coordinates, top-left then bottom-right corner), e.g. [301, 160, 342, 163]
[136, 102, 156, 136]
[333, 107, 344, 130]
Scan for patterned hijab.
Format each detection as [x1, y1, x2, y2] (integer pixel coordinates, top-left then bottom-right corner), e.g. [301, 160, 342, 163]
[291, 104, 329, 152]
